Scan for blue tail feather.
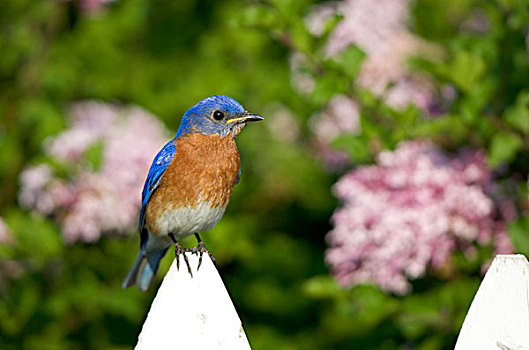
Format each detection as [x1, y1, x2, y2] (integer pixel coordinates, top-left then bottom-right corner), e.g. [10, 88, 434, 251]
[122, 245, 168, 292]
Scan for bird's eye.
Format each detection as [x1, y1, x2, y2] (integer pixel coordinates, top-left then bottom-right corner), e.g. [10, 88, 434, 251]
[213, 110, 225, 121]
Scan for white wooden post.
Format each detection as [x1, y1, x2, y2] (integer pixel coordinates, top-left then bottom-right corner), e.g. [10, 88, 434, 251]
[135, 253, 251, 349]
[455, 254, 529, 349]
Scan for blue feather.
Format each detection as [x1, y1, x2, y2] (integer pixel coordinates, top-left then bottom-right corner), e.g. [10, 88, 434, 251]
[121, 240, 169, 291]
[176, 95, 245, 137]
[236, 168, 241, 184]
[138, 138, 177, 234]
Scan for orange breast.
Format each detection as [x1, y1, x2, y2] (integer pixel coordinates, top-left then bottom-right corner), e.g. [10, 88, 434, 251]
[145, 133, 240, 234]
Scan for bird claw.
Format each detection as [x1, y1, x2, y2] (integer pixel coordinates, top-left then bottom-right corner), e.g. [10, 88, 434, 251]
[190, 241, 216, 271]
[174, 242, 193, 277]
[171, 233, 216, 275]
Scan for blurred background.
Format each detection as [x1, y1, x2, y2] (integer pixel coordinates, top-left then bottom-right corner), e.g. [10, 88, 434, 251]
[1, 0, 529, 348]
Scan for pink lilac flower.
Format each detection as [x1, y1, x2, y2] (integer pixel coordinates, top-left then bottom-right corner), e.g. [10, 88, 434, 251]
[0, 217, 11, 244]
[19, 164, 57, 215]
[19, 101, 169, 243]
[289, 53, 316, 96]
[310, 95, 360, 169]
[266, 105, 301, 142]
[45, 102, 118, 161]
[310, 95, 360, 144]
[306, 0, 436, 111]
[326, 140, 513, 294]
[304, 4, 337, 37]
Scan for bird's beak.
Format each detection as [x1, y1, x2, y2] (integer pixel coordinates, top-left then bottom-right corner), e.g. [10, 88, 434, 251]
[226, 111, 264, 124]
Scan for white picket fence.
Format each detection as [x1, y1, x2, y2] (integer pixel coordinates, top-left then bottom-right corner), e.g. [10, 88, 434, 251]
[135, 253, 250, 349]
[455, 254, 529, 349]
[135, 254, 529, 349]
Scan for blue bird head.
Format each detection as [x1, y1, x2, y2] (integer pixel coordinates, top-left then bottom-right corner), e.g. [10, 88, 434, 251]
[176, 95, 263, 137]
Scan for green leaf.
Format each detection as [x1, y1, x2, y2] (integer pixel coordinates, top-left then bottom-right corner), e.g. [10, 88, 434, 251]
[331, 134, 372, 163]
[4, 209, 63, 262]
[310, 72, 349, 106]
[239, 6, 278, 28]
[302, 275, 342, 299]
[333, 45, 365, 79]
[412, 115, 466, 141]
[290, 19, 313, 53]
[317, 13, 344, 44]
[504, 91, 529, 134]
[488, 131, 523, 167]
[442, 51, 486, 93]
[508, 216, 529, 255]
[459, 79, 495, 123]
[84, 141, 104, 171]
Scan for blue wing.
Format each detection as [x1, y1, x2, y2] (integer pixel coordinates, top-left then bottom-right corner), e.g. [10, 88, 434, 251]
[138, 138, 176, 240]
[235, 169, 241, 184]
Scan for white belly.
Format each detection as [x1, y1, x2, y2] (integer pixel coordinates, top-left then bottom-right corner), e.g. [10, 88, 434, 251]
[155, 201, 226, 239]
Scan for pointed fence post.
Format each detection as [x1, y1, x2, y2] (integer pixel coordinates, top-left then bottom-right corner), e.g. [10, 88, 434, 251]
[455, 254, 529, 349]
[135, 253, 251, 349]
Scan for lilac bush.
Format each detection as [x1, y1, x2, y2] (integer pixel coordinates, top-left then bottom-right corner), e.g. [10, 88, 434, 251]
[326, 140, 513, 294]
[306, 0, 435, 108]
[303, 0, 441, 167]
[322, 0, 433, 109]
[19, 102, 169, 243]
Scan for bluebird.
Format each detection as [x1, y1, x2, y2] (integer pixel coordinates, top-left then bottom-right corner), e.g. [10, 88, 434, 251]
[122, 95, 262, 291]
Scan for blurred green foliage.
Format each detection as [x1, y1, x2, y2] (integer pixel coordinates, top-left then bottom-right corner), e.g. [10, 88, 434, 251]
[1, 0, 529, 349]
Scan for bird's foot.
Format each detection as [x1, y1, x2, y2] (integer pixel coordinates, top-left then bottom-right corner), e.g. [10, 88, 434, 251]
[190, 241, 216, 271]
[174, 242, 193, 277]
